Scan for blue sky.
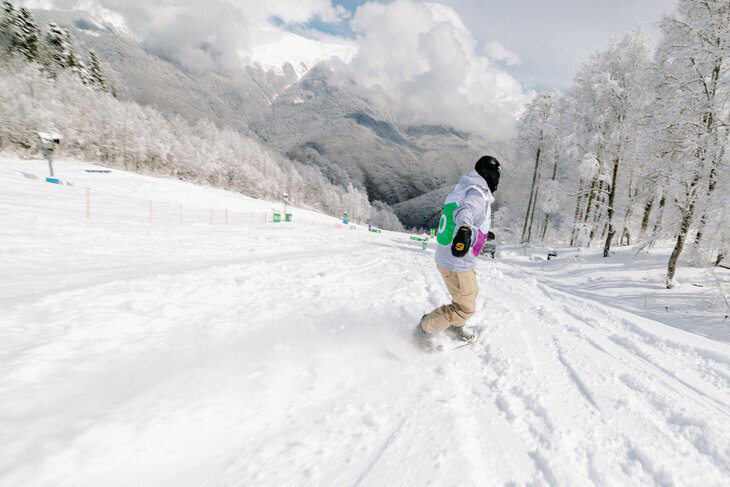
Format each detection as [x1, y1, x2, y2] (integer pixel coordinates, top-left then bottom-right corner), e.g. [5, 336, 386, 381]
[332, 0, 370, 12]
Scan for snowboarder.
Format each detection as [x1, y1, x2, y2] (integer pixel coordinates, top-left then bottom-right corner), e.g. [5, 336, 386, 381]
[413, 155, 500, 351]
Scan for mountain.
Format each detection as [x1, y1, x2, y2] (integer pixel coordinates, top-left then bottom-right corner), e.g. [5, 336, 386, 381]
[31, 8, 505, 228]
[32, 9, 297, 132]
[391, 184, 454, 230]
[252, 65, 503, 223]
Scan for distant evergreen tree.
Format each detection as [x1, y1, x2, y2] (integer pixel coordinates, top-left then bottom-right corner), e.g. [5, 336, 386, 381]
[15, 7, 39, 62]
[45, 22, 90, 83]
[1, 0, 13, 19]
[63, 30, 91, 83]
[0, 1, 18, 52]
[1, 2, 40, 62]
[88, 50, 108, 92]
[63, 30, 81, 69]
[45, 22, 69, 68]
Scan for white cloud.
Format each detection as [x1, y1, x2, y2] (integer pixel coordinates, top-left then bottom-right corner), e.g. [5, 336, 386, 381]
[22, 0, 530, 137]
[345, 0, 530, 139]
[23, 0, 351, 72]
[483, 40, 521, 66]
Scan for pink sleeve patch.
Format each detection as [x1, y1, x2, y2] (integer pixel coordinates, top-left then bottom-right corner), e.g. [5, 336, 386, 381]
[472, 229, 488, 256]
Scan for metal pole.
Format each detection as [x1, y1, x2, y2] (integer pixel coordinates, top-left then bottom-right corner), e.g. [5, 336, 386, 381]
[46, 151, 54, 177]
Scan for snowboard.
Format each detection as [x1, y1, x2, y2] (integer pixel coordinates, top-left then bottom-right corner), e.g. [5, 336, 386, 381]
[436, 328, 480, 352]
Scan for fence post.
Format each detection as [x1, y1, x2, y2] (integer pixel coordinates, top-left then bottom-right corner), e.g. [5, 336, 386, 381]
[85, 187, 90, 218]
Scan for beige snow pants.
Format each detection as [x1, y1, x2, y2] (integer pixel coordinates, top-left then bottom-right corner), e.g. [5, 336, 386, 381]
[421, 266, 478, 334]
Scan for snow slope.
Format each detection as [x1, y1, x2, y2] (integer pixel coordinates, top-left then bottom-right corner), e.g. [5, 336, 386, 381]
[1, 156, 729, 486]
[497, 244, 730, 343]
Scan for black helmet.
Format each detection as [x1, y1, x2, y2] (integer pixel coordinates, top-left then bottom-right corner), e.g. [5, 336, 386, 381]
[475, 155, 501, 193]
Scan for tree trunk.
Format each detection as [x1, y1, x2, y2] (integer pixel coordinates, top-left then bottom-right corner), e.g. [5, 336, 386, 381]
[521, 146, 542, 243]
[539, 156, 559, 243]
[667, 174, 701, 288]
[570, 179, 584, 246]
[640, 195, 654, 236]
[583, 179, 600, 246]
[526, 185, 540, 242]
[619, 171, 637, 247]
[603, 158, 620, 257]
[540, 214, 550, 241]
[583, 179, 598, 224]
[667, 205, 696, 288]
[694, 164, 718, 248]
[620, 227, 631, 246]
[588, 180, 606, 246]
[649, 193, 667, 248]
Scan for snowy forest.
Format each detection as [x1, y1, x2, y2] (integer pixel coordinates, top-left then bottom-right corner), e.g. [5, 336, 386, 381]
[509, 0, 729, 288]
[0, 1, 404, 231]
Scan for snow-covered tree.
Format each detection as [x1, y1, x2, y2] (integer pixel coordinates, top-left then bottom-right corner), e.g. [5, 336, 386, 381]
[15, 7, 39, 62]
[0, 1, 17, 52]
[654, 0, 730, 286]
[562, 29, 652, 255]
[44, 22, 89, 82]
[1, 2, 39, 62]
[45, 22, 69, 69]
[88, 50, 108, 92]
[513, 89, 562, 243]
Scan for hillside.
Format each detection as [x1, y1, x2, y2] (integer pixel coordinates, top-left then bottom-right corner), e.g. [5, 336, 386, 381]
[253, 65, 504, 218]
[32, 9, 297, 131]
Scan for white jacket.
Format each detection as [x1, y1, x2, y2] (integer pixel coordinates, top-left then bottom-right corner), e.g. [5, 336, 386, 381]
[434, 170, 494, 272]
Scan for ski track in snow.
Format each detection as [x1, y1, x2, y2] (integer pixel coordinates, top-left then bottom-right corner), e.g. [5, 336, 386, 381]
[1, 158, 729, 486]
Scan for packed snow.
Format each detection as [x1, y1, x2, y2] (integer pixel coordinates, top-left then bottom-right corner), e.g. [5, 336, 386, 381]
[1, 156, 729, 486]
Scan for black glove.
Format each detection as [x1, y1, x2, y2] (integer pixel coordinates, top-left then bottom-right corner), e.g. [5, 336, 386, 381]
[451, 226, 472, 257]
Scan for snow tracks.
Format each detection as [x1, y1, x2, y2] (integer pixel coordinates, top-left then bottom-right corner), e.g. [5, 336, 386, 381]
[1, 212, 728, 485]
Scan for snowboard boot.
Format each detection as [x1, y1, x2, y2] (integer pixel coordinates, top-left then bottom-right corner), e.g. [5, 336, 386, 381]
[413, 315, 435, 352]
[445, 325, 475, 343]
